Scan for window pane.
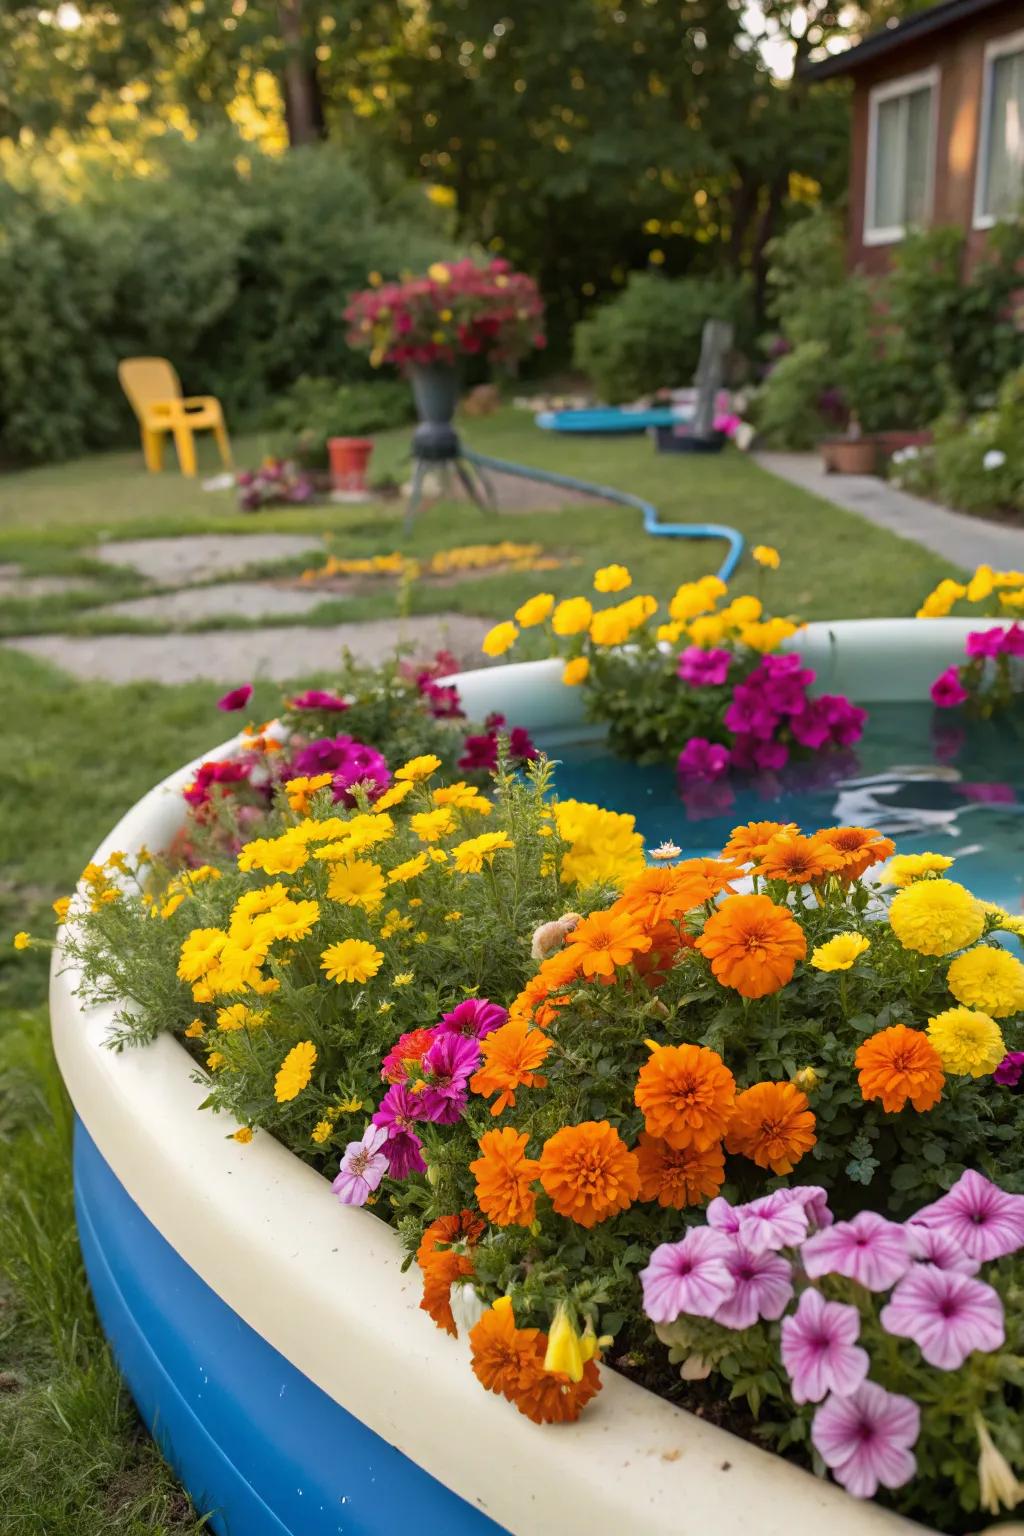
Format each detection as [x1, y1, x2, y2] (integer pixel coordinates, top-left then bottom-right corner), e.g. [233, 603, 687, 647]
[904, 87, 933, 224]
[986, 51, 1024, 219]
[874, 95, 906, 229]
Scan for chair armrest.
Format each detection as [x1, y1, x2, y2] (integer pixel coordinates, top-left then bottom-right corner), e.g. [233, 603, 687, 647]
[180, 395, 221, 409]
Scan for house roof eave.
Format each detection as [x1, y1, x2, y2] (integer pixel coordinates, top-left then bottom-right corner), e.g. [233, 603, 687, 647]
[802, 0, 1015, 81]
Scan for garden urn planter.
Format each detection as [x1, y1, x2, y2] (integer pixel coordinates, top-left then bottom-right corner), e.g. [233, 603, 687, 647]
[409, 361, 461, 461]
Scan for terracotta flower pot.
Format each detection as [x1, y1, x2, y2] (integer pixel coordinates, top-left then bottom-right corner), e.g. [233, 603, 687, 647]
[821, 438, 878, 475]
[327, 437, 374, 493]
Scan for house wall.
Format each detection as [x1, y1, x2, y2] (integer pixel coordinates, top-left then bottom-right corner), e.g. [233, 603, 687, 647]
[847, 4, 1024, 275]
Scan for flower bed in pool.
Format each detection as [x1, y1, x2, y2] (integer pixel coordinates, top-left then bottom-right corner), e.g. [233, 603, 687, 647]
[48, 617, 1024, 1536]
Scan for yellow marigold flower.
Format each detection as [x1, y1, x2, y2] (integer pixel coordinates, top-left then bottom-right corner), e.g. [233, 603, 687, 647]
[249, 975, 281, 996]
[450, 832, 514, 873]
[432, 782, 492, 814]
[927, 1007, 1005, 1077]
[184, 1018, 205, 1039]
[213, 929, 271, 991]
[238, 833, 308, 876]
[160, 891, 185, 919]
[553, 799, 646, 890]
[589, 605, 633, 646]
[328, 859, 386, 911]
[482, 621, 519, 657]
[314, 814, 395, 859]
[753, 544, 780, 569]
[656, 621, 685, 643]
[388, 852, 430, 884]
[428, 261, 450, 282]
[881, 852, 955, 887]
[217, 1002, 265, 1031]
[395, 754, 443, 783]
[320, 939, 384, 984]
[393, 971, 414, 986]
[232, 884, 289, 923]
[52, 896, 72, 922]
[429, 849, 448, 864]
[414, 931, 428, 943]
[593, 564, 631, 593]
[514, 592, 555, 627]
[192, 981, 213, 1003]
[1000, 590, 1024, 611]
[444, 911, 461, 922]
[792, 1066, 820, 1092]
[274, 1040, 317, 1103]
[687, 613, 728, 647]
[182, 864, 221, 887]
[410, 807, 456, 843]
[562, 655, 589, 686]
[967, 565, 995, 602]
[232, 1127, 254, 1144]
[984, 906, 1024, 940]
[740, 617, 798, 652]
[336, 1096, 365, 1114]
[13, 931, 30, 951]
[947, 945, 1024, 1018]
[698, 575, 727, 603]
[670, 582, 714, 623]
[206, 1051, 226, 1072]
[916, 578, 967, 618]
[889, 879, 986, 956]
[810, 933, 870, 972]
[285, 773, 334, 812]
[374, 780, 415, 811]
[551, 596, 593, 636]
[257, 898, 320, 942]
[720, 594, 762, 627]
[311, 1120, 333, 1144]
[289, 816, 349, 844]
[177, 927, 228, 982]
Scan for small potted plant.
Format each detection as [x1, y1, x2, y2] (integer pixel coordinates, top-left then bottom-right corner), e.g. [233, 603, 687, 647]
[344, 259, 545, 455]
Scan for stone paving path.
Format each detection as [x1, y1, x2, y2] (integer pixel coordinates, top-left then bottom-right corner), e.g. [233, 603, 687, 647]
[91, 533, 328, 584]
[96, 581, 335, 625]
[7, 614, 491, 684]
[755, 452, 1024, 571]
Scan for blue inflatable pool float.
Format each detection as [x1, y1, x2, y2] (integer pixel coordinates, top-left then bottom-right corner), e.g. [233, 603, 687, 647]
[535, 407, 679, 433]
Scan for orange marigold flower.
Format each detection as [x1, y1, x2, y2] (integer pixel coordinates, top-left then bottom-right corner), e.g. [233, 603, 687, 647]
[562, 908, 652, 979]
[812, 825, 896, 882]
[634, 1131, 725, 1208]
[469, 1127, 540, 1227]
[722, 820, 799, 865]
[508, 948, 579, 1029]
[855, 1024, 945, 1113]
[632, 919, 695, 988]
[538, 1120, 640, 1228]
[634, 1043, 735, 1150]
[470, 1018, 553, 1115]
[756, 831, 844, 885]
[470, 1297, 542, 1398]
[725, 1081, 816, 1175]
[613, 859, 736, 927]
[513, 1346, 602, 1424]
[695, 892, 806, 999]
[416, 1211, 485, 1336]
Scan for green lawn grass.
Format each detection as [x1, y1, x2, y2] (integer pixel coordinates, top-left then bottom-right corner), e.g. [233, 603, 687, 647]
[0, 407, 961, 1530]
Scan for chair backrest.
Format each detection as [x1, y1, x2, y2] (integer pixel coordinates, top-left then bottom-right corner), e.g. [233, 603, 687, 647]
[118, 357, 183, 420]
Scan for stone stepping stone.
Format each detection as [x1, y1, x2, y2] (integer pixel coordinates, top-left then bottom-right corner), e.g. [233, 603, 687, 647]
[95, 581, 334, 625]
[0, 572, 102, 599]
[5, 614, 492, 684]
[91, 533, 328, 585]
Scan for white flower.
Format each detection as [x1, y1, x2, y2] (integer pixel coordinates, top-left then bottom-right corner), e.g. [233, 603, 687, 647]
[450, 1282, 487, 1339]
[983, 449, 1007, 471]
[650, 840, 682, 861]
[975, 1414, 1024, 1516]
[891, 449, 907, 466]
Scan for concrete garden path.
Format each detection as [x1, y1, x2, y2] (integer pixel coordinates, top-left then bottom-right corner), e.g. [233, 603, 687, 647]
[755, 453, 1024, 570]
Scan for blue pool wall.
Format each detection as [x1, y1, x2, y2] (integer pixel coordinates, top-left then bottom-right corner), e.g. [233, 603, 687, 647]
[74, 1119, 506, 1536]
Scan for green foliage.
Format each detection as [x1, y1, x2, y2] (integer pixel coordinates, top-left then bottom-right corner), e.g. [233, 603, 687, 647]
[265, 376, 415, 468]
[754, 341, 833, 450]
[890, 366, 1024, 519]
[0, 136, 452, 464]
[572, 272, 754, 402]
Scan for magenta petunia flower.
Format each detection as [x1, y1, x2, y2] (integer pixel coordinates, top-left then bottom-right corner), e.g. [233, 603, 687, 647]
[730, 735, 789, 773]
[331, 1122, 390, 1206]
[930, 666, 968, 709]
[290, 734, 391, 805]
[880, 1264, 1004, 1369]
[712, 1242, 793, 1330]
[217, 683, 253, 712]
[436, 998, 508, 1039]
[909, 1169, 1024, 1263]
[677, 737, 731, 781]
[182, 758, 252, 807]
[801, 1210, 911, 1291]
[290, 689, 349, 711]
[418, 1032, 481, 1123]
[677, 646, 732, 688]
[905, 1221, 980, 1275]
[724, 690, 779, 741]
[458, 732, 499, 772]
[1001, 622, 1024, 656]
[780, 1287, 870, 1404]
[994, 1050, 1024, 1087]
[812, 1381, 919, 1499]
[734, 1190, 812, 1254]
[789, 699, 833, 750]
[966, 627, 1006, 659]
[706, 1196, 742, 1235]
[640, 1228, 737, 1324]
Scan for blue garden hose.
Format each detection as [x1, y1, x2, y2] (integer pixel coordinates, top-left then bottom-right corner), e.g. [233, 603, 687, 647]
[462, 449, 744, 583]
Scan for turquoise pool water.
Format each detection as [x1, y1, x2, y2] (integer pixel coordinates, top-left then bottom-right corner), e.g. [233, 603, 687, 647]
[542, 702, 1024, 914]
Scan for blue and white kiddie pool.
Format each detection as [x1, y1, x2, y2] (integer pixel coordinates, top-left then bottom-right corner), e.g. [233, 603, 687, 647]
[52, 620, 1005, 1536]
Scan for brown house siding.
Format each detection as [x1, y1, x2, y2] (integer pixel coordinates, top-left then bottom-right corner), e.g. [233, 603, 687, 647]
[847, 5, 1024, 276]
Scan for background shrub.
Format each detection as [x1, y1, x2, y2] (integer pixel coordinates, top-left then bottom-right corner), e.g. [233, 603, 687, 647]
[572, 271, 754, 403]
[0, 136, 455, 465]
[266, 376, 416, 468]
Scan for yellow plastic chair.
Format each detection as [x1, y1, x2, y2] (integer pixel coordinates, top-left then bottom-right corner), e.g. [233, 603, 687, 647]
[118, 357, 232, 477]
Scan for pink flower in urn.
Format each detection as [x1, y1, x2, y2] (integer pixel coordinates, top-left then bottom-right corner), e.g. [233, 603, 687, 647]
[812, 1381, 919, 1499]
[331, 1123, 390, 1206]
[290, 689, 349, 712]
[781, 1288, 870, 1404]
[1000, 622, 1024, 655]
[677, 646, 732, 688]
[880, 1264, 1005, 1369]
[217, 683, 253, 712]
[640, 1228, 737, 1324]
[712, 1242, 793, 1330]
[930, 666, 968, 708]
[966, 627, 1006, 659]
[910, 1169, 1024, 1263]
[801, 1210, 911, 1291]
[677, 737, 731, 781]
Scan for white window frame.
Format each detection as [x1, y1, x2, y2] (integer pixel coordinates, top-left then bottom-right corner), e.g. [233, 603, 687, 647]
[864, 65, 940, 246]
[973, 27, 1024, 230]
